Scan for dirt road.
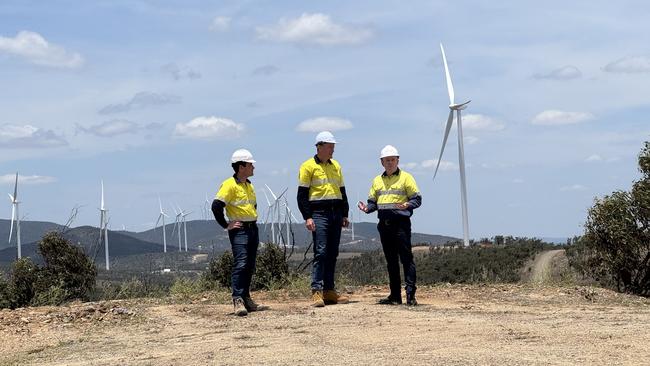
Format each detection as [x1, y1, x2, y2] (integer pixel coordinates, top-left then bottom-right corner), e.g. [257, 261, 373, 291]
[1, 284, 649, 365]
[529, 249, 566, 283]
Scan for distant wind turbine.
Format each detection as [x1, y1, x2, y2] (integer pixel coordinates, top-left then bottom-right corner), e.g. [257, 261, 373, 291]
[432, 43, 471, 247]
[99, 180, 110, 270]
[178, 205, 192, 252]
[171, 205, 182, 252]
[154, 196, 169, 253]
[8, 172, 21, 259]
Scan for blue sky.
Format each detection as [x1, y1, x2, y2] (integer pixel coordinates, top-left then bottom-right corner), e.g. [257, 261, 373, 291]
[1, 0, 649, 239]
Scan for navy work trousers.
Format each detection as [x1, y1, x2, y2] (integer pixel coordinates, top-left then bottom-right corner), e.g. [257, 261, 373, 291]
[228, 224, 259, 299]
[377, 217, 416, 297]
[311, 209, 343, 291]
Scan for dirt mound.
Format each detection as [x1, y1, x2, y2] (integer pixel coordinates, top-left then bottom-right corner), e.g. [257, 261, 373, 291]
[1, 285, 649, 365]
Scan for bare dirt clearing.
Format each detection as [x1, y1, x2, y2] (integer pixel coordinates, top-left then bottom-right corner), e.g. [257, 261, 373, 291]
[1, 284, 649, 365]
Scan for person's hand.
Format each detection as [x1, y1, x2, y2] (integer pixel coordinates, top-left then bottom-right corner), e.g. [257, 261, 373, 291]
[227, 221, 242, 230]
[396, 202, 410, 210]
[305, 218, 316, 232]
[357, 201, 368, 213]
[342, 217, 350, 228]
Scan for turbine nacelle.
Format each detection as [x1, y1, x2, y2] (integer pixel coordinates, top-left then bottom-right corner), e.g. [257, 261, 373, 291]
[449, 100, 471, 111]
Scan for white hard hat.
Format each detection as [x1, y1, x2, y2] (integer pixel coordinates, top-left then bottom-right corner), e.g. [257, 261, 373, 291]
[315, 131, 337, 145]
[231, 149, 256, 163]
[380, 145, 399, 158]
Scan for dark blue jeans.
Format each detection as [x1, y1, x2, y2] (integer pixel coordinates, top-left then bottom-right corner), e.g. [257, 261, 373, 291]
[228, 224, 259, 299]
[378, 217, 416, 298]
[311, 209, 343, 291]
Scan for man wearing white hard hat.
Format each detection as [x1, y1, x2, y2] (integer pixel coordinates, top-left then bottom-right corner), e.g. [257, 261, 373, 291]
[358, 145, 422, 306]
[297, 131, 350, 307]
[212, 148, 268, 316]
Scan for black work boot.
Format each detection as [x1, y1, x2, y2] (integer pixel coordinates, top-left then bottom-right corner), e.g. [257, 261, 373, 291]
[378, 294, 402, 305]
[406, 293, 418, 306]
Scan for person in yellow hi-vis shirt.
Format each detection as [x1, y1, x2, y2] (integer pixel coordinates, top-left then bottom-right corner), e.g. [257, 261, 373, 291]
[297, 131, 350, 307]
[211, 149, 268, 316]
[358, 145, 422, 306]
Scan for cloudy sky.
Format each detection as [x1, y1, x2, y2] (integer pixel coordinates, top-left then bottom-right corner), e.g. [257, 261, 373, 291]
[2, 1, 649, 239]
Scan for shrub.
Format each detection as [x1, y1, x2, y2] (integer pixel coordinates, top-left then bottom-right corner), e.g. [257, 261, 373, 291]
[253, 244, 289, 290]
[8, 258, 40, 308]
[206, 251, 233, 288]
[570, 141, 650, 296]
[37, 232, 97, 301]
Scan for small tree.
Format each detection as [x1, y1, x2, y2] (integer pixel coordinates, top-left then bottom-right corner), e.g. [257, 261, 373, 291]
[8, 258, 40, 308]
[253, 244, 289, 290]
[577, 142, 650, 296]
[206, 251, 234, 288]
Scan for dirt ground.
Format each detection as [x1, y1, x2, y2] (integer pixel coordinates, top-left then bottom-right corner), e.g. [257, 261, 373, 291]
[1, 283, 649, 366]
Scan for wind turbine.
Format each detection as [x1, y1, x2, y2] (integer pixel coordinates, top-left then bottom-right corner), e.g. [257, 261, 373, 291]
[203, 194, 210, 221]
[432, 43, 471, 247]
[178, 205, 192, 252]
[264, 184, 288, 245]
[154, 196, 169, 253]
[8, 172, 21, 258]
[99, 180, 110, 270]
[171, 205, 182, 252]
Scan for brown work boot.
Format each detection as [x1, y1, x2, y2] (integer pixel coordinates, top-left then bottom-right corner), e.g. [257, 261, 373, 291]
[311, 290, 325, 307]
[233, 297, 248, 316]
[243, 296, 269, 312]
[323, 290, 349, 305]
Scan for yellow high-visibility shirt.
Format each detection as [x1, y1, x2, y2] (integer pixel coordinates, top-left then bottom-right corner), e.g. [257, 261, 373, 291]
[368, 169, 420, 210]
[215, 176, 257, 222]
[298, 156, 345, 201]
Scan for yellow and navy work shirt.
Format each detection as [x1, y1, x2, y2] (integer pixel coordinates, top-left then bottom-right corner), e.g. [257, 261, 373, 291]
[366, 168, 422, 220]
[297, 155, 349, 219]
[211, 175, 257, 228]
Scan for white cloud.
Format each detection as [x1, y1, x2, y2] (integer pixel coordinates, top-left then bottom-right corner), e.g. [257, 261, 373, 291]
[560, 184, 587, 191]
[0, 124, 67, 148]
[76, 119, 140, 137]
[296, 117, 353, 132]
[209, 16, 231, 32]
[99, 92, 181, 115]
[0, 31, 83, 68]
[421, 159, 457, 171]
[173, 116, 245, 139]
[256, 13, 373, 46]
[161, 63, 201, 81]
[464, 136, 479, 145]
[531, 110, 594, 125]
[534, 65, 582, 80]
[0, 174, 56, 185]
[404, 162, 419, 169]
[462, 114, 504, 131]
[603, 56, 650, 73]
[585, 154, 603, 162]
[513, 178, 524, 184]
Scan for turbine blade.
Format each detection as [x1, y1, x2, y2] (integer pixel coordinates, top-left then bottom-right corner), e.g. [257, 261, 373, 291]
[433, 110, 455, 181]
[100, 180, 105, 210]
[264, 184, 278, 200]
[276, 187, 288, 201]
[158, 196, 163, 213]
[13, 172, 18, 201]
[262, 189, 272, 206]
[8, 205, 15, 242]
[440, 43, 455, 105]
[155, 214, 162, 229]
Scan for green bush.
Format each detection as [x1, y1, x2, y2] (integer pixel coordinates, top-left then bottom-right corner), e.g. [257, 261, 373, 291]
[0, 274, 12, 308]
[569, 141, 650, 296]
[8, 258, 40, 308]
[253, 244, 289, 290]
[205, 251, 233, 288]
[37, 232, 97, 301]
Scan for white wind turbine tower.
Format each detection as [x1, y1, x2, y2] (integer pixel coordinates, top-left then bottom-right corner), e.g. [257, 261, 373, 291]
[99, 180, 110, 270]
[432, 43, 471, 247]
[171, 205, 182, 252]
[154, 196, 169, 253]
[8, 172, 21, 259]
[261, 189, 275, 243]
[203, 194, 210, 221]
[178, 205, 192, 252]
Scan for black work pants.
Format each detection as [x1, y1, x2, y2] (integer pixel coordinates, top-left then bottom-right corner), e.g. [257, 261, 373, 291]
[377, 217, 416, 298]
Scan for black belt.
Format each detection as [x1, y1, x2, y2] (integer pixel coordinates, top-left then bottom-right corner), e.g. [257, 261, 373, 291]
[379, 217, 409, 226]
[240, 221, 257, 228]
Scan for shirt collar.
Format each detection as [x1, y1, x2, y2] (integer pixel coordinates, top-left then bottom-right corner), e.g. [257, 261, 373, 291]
[232, 174, 251, 184]
[314, 154, 332, 164]
[382, 167, 401, 177]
